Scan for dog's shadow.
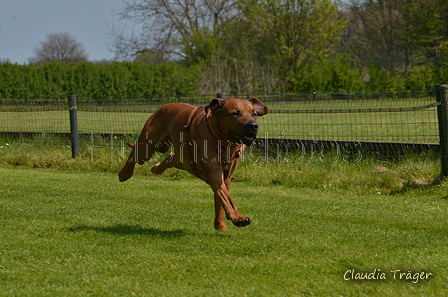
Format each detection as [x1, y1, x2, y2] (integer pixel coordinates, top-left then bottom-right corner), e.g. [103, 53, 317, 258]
[69, 224, 186, 238]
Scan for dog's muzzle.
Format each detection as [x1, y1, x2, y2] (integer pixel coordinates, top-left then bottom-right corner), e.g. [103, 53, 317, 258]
[231, 121, 259, 146]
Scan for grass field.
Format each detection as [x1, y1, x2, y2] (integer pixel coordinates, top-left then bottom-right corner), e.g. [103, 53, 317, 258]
[0, 95, 446, 295]
[1, 165, 448, 296]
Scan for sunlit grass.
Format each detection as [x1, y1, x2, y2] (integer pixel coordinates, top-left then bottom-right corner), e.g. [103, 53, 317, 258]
[0, 136, 443, 195]
[0, 94, 445, 295]
[1, 165, 448, 296]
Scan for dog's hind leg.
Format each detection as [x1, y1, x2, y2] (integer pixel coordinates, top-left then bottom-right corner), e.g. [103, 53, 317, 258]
[119, 115, 168, 182]
[151, 152, 185, 174]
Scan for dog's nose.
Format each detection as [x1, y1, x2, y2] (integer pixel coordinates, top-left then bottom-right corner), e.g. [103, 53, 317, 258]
[247, 121, 258, 131]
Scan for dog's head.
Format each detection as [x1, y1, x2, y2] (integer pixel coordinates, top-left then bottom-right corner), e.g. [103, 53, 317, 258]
[206, 97, 269, 146]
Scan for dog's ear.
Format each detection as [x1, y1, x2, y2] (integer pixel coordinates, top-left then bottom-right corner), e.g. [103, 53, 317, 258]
[206, 98, 225, 114]
[249, 97, 269, 116]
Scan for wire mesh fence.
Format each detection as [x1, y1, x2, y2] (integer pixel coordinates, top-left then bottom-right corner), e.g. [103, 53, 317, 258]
[260, 97, 439, 143]
[0, 89, 442, 162]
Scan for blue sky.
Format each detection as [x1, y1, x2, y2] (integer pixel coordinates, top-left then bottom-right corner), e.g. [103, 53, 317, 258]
[0, 0, 125, 64]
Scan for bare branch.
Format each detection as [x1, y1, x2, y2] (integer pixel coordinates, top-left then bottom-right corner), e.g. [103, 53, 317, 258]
[108, 0, 238, 61]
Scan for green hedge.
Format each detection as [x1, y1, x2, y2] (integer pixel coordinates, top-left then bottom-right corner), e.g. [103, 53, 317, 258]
[289, 54, 448, 93]
[0, 61, 200, 98]
[1, 59, 447, 97]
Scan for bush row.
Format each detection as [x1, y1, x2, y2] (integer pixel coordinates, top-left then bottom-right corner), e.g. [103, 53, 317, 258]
[290, 54, 448, 93]
[1, 58, 447, 98]
[0, 61, 201, 98]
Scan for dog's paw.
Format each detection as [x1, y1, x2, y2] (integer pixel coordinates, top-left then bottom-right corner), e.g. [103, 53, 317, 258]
[118, 164, 135, 182]
[151, 163, 163, 174]
[118, 170, 129, 182]
[232, 216, 252, 227]
[215, 224, 229, 232]
[118, 172, 130, 182]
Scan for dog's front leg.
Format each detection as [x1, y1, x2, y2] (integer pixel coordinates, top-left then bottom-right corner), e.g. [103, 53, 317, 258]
[208, 175, 251, 229]
[214, 193, 228, 231]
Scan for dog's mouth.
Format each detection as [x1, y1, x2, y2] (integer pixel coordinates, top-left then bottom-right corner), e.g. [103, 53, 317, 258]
[230, 133, 257, 146]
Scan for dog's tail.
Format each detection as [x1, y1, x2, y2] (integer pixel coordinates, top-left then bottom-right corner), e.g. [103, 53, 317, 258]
[126, 142, 135, 148]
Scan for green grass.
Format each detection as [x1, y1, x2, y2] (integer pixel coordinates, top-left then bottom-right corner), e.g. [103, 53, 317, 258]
[0, 136, 442, 194]
[1, 96, 445, 295]
[1, 165, 448, 296]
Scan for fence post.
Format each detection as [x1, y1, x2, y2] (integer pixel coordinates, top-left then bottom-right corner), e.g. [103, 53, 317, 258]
[217, 93, 226, 99]
[68, 95, 79, 158]
[436, 84, 448, 177]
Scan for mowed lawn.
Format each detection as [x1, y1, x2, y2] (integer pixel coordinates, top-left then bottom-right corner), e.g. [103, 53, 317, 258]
[1, 166, 448, 296]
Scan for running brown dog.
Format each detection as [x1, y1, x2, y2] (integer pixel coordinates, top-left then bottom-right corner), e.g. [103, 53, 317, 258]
[118, 97, 269, 231]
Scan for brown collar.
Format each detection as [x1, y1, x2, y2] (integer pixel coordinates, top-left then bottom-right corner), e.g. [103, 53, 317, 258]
[201, 112, 245, 163]
[183, 106, 245, 169]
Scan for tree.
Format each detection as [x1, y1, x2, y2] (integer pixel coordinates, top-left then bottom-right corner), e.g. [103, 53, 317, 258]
[110, 0, 347, 93]
[406, 0, 448, 66]
[29, 33, 88, 64]
[109, 0, 238, 62]
[238, 0, 347, 90]
[342, 0, 407, 74]
[343, 0, 448, 74]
